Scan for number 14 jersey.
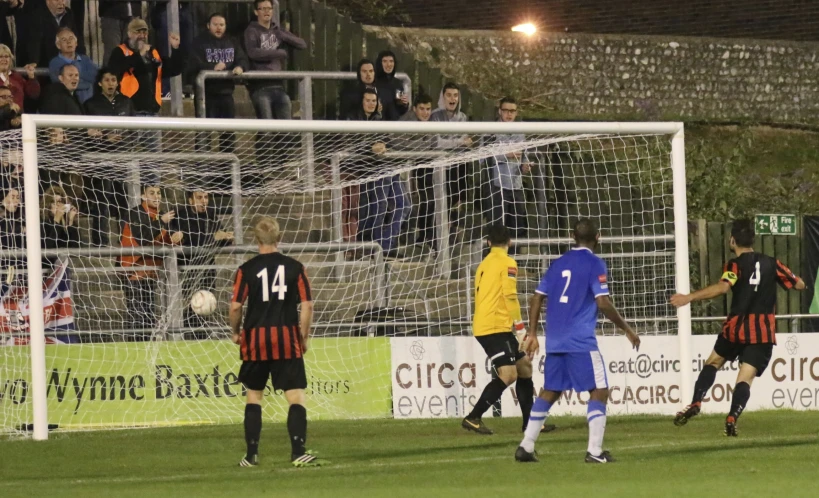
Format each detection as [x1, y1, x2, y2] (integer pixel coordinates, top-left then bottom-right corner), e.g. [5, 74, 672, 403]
[535, 247, 610, 353]
[232, 252, 312, 361]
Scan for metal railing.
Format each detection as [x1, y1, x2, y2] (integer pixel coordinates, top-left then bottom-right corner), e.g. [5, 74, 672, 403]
[195, 71, 411, 190]
[4, 240, 817, 336]
[12, 68, 50, 78]
[0, 242, 386, 337]
[80, 152, 245, 239]
[195, 70, 413, 120]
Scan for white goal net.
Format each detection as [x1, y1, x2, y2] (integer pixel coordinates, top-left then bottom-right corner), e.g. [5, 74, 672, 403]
[1, 117, 689, 436]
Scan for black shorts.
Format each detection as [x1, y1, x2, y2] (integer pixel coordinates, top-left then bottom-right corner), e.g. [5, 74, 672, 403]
[238, 358, 307, 392]
[476, 332, 525, 368]
[713, 335, 774, 377]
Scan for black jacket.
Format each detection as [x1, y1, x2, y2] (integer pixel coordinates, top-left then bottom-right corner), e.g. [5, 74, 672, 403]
[98, 0, 141, 19]
[171, 205, 232, 266]
[340, 59, 380, 120]
[25, 7, 86, 66]
[84, 93, 136, 116]
[41, 217, 82, 268]
[344, 110, 388, 176]
[188, 32, 249, 96]
[39, 82, 84, 115]
[0, 212, 24, 249]
[42, 218, 82, 249]
[0, 104, 19, 131]
[0, 2, 22, 57]
[374, 50, 408, 122]
[0, 210, 25, 270]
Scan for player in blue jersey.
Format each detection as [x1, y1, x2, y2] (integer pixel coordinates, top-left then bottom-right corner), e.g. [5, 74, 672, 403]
[514, 219, 640, 464]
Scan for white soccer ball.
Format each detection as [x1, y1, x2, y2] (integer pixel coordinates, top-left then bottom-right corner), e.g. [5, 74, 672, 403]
[190, 290, 217, 316]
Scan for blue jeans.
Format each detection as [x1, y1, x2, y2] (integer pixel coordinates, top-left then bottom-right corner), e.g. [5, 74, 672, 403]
[383, 175, 411, 252]
[250, 86, 293, 167]
[358, 178, 387, 247]
[250, 85, 292, 119]
[359, 175, 411, 253]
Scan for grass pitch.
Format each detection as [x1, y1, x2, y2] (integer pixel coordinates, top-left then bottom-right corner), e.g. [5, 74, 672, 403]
[1, 411, 816, 497]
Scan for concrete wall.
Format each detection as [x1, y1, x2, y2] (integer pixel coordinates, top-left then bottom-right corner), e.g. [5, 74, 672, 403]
[374, 28, 819, 123]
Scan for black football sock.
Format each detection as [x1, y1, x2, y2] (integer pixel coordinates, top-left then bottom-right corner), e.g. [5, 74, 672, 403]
[692, 365, 718, 404]
[516, 377, 535, 430]
[467, 377, 508, 420]
[288, 404, 308, 457]
[244, 403, 262, 458]
[728, 382, 751, 421]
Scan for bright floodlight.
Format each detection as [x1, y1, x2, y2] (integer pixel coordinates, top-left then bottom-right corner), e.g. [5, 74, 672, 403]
[512, 23, 537, 36]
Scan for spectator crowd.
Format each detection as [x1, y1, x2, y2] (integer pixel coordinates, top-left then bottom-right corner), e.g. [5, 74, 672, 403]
[0, 0, 543, 339]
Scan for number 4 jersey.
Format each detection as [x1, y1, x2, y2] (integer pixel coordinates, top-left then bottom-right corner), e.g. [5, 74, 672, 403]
[535, 247, 610, 353]
[720, 252, 798, 345]
[232, 252, 312, 361]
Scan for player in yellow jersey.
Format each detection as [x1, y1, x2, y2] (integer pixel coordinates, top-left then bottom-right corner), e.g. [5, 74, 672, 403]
[462, 224, 555, 435]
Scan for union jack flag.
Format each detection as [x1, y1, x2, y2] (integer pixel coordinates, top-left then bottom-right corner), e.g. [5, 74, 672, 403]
[1, 258, 75, 345]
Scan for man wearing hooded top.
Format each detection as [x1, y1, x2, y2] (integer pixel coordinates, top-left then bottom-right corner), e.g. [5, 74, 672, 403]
[340, 58, 379, 120]
[430, 82, 472, 245]
[345, 88, 406, 256]
[374, 50, 408, 121]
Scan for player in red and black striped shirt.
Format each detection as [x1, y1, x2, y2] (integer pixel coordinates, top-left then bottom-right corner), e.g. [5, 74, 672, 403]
[229, 216, 322, 468]
[670, 220, 805, 436]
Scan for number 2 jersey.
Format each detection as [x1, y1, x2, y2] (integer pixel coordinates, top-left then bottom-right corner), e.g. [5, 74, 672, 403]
[535, 247, 610, 353]
[231, 252, 312, 361]
[720, 252, 798, 345]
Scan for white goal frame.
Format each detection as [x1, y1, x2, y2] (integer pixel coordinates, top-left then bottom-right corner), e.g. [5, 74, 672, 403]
[21, 114, 691, 440]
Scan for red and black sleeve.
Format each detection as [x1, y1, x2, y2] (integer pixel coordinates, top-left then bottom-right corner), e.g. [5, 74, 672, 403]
[775, 260, 799, 289]
[231, 268, 249, 304]
[720, 260, 740, 286]
[297, 266, 312, 303]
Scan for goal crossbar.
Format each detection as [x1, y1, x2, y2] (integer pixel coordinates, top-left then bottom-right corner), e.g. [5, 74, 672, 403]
[26, 114, 684, 135]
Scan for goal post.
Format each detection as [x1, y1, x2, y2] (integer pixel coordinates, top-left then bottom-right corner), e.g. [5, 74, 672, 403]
[13, 114, 689, 439]
[671, 128, 693, 413]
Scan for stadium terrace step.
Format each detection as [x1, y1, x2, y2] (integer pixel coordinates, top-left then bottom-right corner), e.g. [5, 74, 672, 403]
[74, 307, 127, 332]
[312, 282, 373, 303]
[74, 290, 126, 311]
[312, 300, 360, 323]
[389, 296, 469, 321]
[74, 277, 120, 294]
[388, 261, 435, 282]
[389, 279, 466, 300]
[304, 259, 374, 280]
